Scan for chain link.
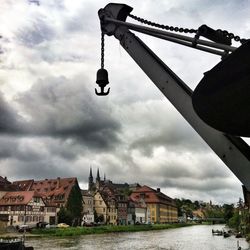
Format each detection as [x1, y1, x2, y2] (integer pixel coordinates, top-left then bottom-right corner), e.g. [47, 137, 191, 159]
[129, 13, 197, 34]
[216, 29, 246, 44]
[129, 13, 247, 44]
[101, 32, 105, 69]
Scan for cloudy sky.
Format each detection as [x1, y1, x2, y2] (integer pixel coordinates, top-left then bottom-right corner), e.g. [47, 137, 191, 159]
[0, 0, 249, 204]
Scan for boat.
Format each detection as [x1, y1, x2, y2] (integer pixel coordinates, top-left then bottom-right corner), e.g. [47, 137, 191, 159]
[0, 237, 33, 250]
[235, 232, 243, 238]
[212, 229, 223, 236]
[223, 231, 231, 238]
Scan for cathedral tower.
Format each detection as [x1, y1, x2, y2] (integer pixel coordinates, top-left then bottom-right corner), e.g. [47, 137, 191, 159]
[88, 167, 94, 191]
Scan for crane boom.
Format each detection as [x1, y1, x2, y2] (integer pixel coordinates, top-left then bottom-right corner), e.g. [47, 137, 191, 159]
[98, 3, 250, 190]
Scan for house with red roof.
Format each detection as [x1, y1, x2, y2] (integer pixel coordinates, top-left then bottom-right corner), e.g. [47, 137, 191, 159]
[130, 185, 178, 223]
[13, 177, 80, 208]
[13, 177, 83, 225]
[0, 191, 56, 226]
[0, 176, 20, 199]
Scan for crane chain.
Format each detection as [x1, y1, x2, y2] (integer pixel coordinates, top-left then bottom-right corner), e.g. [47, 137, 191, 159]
[128, 13, 197, 34]
[216, 29, 246, 44]
[128, 14, 247, 44]
[101, 32, 105, 69]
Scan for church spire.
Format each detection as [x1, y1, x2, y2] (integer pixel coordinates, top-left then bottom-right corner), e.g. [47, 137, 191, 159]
[89, 167, 93, 178]
[96, 168, 100, 181]
[88, 166, 93, 191]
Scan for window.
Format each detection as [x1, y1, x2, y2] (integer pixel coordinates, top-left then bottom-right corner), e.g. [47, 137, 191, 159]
[18, 216, 24, 222]
[34, 197, 40, 203]
[103, 208, 105, 212]
[47, 207, 56, 212]
[99, 201, 102, 205]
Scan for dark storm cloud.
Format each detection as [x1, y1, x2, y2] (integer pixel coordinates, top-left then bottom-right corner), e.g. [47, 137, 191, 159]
[0, 137, 18, 159]
[0, 75, 121, 152]
[0, 93, 26, 134]
[4, 158, 73, 180]
[14, 75, 121, 151]
[130, 126, 208, 156]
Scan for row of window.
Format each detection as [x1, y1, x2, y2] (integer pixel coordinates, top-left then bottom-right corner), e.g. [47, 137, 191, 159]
[0, 206, 56, 213]
[17, 215, 44, 222]
[107, 215, 116, 220]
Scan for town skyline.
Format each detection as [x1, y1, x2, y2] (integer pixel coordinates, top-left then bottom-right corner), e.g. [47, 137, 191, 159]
[0, 0, 249, 205]
[3, 169, 243, 206]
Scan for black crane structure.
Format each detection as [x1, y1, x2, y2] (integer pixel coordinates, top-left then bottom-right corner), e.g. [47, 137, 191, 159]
[96, 3, 250, 197]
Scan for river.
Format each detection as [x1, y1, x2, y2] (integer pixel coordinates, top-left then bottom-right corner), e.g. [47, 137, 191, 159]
[25, 225, 249, 250]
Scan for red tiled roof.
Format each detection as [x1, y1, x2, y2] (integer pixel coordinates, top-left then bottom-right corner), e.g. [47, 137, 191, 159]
[13, 177, 78, 206]
[0, 191, 42, 205]
[130, 185, 175, 206]
[13, 180, 34, 191]
[0, 176, 11, 184]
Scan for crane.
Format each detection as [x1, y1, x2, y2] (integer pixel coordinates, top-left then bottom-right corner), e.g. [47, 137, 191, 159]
[96, 3, 250, 196]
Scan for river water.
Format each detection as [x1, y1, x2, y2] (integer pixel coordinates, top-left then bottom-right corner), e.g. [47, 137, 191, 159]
[26, 225, 249, 250]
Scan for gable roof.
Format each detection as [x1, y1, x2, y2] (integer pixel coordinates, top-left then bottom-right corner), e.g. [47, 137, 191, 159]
[0, 176, 11, 185]
[0, 191, 42, 205]
[13, 179, 34, 191]
[13, 177, 78, 206]
[130, 185, 176, 206]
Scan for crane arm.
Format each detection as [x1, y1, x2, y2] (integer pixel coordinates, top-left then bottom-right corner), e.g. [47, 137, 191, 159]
[98, 3, 250, 190]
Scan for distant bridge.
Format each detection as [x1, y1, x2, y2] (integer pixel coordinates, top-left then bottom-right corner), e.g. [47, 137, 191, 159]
[201, 217, 225, 223]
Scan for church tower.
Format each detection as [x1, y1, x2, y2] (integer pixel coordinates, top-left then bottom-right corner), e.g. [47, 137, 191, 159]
[96, 168, 101, 190]
[88, 167, 94, 191]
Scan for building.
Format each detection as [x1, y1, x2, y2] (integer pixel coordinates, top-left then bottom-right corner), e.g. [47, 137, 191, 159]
[0, 191, 56, 226]
[101, 188, 117, 225]
[81, 190, 94, 225]
[0, 176, 20, 199]
[13, 177, 83, 225]
[13, 177, 81, 208]
[116, 194, 128, 225]
[130, 186, 178, 223]
[134, 198, 147, 224]
[93, 189, 118, 225]
[94, 191, 108, 223]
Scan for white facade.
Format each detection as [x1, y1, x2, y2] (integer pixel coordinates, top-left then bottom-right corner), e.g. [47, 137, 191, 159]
[135, 207, 146, 224]
[0, 196, 57, 226]
[82, 213, 94, 225]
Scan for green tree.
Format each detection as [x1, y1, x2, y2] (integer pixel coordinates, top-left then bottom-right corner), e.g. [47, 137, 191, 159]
[228, 212, 240, 229]
[66, 184, 83, 226]
[223, 204, 234, 223]
[57, 207, 73, 225]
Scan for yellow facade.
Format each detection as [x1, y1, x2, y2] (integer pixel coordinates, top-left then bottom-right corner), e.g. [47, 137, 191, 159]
[94, 191, 107, 223]
[147, 203, 177, 223]
[106, 199, 117, 225]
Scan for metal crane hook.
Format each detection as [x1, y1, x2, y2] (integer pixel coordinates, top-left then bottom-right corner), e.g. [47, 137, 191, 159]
[95, 86, 110, 96]
[95, 68, 110, 96]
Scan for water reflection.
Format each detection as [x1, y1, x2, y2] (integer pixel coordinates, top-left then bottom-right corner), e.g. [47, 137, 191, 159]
[26, 225, 249, 250]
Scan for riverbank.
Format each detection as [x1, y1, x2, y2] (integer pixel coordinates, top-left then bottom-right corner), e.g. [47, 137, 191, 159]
[30, 223, 192, 237]
[23, 224, 250, 250]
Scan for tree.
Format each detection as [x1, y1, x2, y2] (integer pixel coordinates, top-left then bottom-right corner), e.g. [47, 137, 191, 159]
[66, 184, 83, 226]
[95, 213, 104, 223]
[228, 212, 240, 229]
[57, 207, 73, 225]
[223, 204, 234, 223]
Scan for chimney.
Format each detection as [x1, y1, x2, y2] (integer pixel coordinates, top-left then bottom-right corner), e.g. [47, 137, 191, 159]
[157, 188, 160, 193]
[56, 177, 60, 189]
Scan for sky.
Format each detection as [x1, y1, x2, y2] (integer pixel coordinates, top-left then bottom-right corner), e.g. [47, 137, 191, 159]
[0, 0, 250, 204]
